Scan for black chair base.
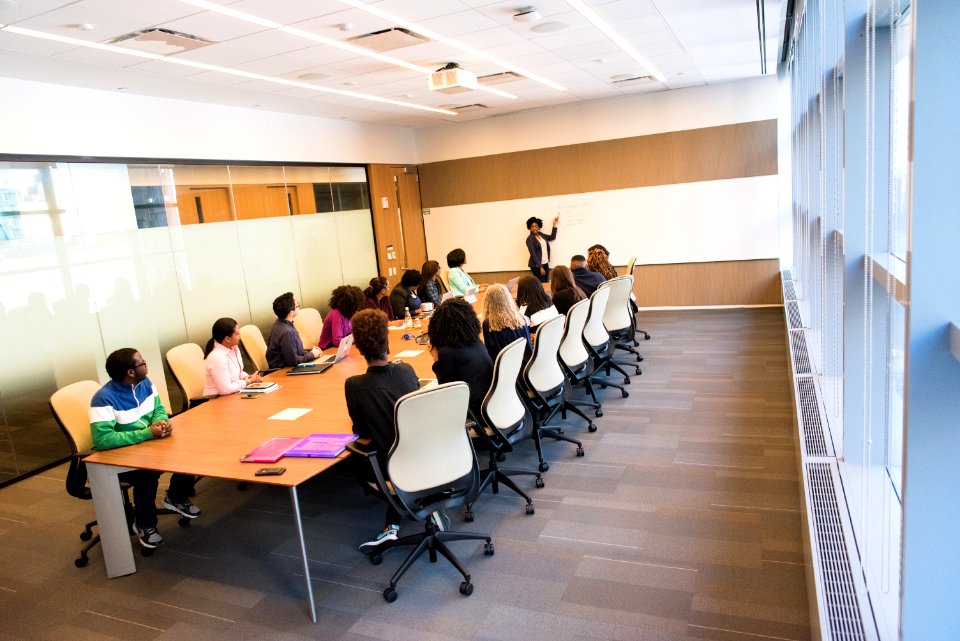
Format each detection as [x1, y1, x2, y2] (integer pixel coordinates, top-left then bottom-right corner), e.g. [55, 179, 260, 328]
[465, 460, 542, 521]
[366, 520, 493, 601]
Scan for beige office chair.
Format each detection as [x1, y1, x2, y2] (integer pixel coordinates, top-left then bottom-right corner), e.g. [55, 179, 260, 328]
[239, 324, 273, 372]
[293, 307, 323, 350]
[439, 269, 452, 294]
[625, 255, 650, 341]
[165, 343, 218, 415]
[599, 276, 643, 372]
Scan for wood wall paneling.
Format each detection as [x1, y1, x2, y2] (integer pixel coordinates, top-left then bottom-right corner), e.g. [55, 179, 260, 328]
[418, 120, 778, 208]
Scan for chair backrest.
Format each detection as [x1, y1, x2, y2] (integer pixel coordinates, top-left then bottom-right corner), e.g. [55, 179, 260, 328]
[558, 299, 591, 370]
[600, 275, 634, 334]
[523, 314, 565, 394]
[239, 324, 269, 371]
[583, 285, 611, 349]
[481, 337, 527, 433]
[293, 307, 323, 350]
[165, 343, 206, 414]
[389, 382, 478, 518]
[439, 269, 451, 293]
[626, 256, 637, 277]
[50, 380, 101, 455]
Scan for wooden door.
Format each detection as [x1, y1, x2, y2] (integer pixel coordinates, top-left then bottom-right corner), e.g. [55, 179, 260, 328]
[367, 164, 427, 287]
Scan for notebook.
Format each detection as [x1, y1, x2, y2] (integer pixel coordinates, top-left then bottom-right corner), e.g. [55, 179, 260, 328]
[240, 437, 302, 463]
[286, 362, 333, 375]
[284, 433, 359, 458]
[243, 381, 278, 394]
[316, 333, 353, 364]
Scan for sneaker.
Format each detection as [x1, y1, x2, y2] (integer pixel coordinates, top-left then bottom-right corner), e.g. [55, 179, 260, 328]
[137, 527, 164, 549]
[162, 494, 201, 519]
[359, 524, 399, 552]
[430, 511, 450, 532]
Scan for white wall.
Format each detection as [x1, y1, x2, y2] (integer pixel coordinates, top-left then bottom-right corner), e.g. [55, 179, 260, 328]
[0, 77, 418, 163]
[414, 75, 778, 162]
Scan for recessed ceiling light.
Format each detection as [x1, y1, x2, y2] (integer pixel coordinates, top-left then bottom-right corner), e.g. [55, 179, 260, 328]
[593, 58, 607, 64]
[297, 72, 330, 81]
[530, 21, 567, 34]
[343, 81, 357, 86]
[116, 86, 127, 90]
[564, 0, 665, 82]
[338, 23, 353, 32]
[77, 23, 95, 31]
[513, 7, 541, 23]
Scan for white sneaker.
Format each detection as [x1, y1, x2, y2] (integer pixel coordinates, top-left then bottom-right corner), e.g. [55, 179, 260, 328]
[359, 524, 399, 552]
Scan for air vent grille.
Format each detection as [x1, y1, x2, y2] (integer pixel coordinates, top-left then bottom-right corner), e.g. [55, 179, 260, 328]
[478, 71, 523, 85]
[797, 378, 828, 457]
[783, 269, 793, 280]
[784, 280, 797, 301]
[348, 27, 428, 52]
[787, 300, 803, 330]
[791, 331, 812, 375]
[806, 462, 868, 641]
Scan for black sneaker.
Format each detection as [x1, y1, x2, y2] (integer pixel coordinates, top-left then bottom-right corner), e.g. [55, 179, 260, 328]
[359, 524, 399, 552]
[137, 527, 164, 549]
[162, 494, 201, 519]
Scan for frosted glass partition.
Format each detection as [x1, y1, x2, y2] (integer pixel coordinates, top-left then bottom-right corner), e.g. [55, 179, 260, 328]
[0, 159, 375, 484]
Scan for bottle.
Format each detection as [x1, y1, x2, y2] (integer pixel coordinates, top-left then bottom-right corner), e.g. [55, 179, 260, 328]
[413, 315, 422, 329]
[404, 306, 412, 328]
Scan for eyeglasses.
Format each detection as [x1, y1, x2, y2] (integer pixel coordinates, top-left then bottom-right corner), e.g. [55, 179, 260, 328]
[133, 361, 148, 369]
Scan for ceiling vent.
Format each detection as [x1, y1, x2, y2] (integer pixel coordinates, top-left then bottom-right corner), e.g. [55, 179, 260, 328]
[478, 71, 523, 85]
[611, 74, 652, 86]
[439, 103, 488, 113]
[348, 27, 428, 52]
[109, 28, 214, 55]
[429, 66, 478, 94]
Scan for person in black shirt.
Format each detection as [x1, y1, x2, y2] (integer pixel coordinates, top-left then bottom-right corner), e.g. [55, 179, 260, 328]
[344, 309, 419, 552]
[428, 298, 493, 420]
[265, 292, 321, 368]
[569, 254, 606, 296]
[549, 265, 587, 315]
[389, 269, 422, 319]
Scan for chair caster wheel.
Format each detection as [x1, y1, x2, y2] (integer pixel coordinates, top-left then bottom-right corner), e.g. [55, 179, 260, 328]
[588, 423, 597, 432]
[595, 409, 603, 418]
[637, 355, 643, 362]
[370, 553, 383, 566]
[383, 587, 398, 602]
[624, 377, 631, 385]
[75, 556, 88, 568]
[539, 462, 549, 472]
[634, 368, 641, 375]
[644, 334, 651, 340]
[460, 581, 474, 596]
[464, 510, 474, 522]
[495, 452, 506, 462]
[525, 504, 535, 515]
[576, 447, 585, 457]
[621, 390, 629, 398]
[535, 477, 544, 488]
[80, 530, 93, 541]
[141, 548, 154, 557]
[178, 517, 191, 527]
[484, 542, 494, 556]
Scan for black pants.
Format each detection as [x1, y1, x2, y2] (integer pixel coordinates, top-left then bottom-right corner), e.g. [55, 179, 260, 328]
[530, 263, 550, 283]
[119, 469, 195, 530]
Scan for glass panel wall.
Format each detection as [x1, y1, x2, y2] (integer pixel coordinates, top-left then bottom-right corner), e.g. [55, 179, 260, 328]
[0, 160, 376, 484]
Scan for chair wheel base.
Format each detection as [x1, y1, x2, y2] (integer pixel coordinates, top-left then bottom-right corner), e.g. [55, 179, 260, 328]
[370, 553, 383, 566]
[576, 447, 585, 457]
[75, 555, 88, 568]
[459, 581, 474, 596]
[621, 390, 629, 398]
[525, 504, 535, 515]
[383, 587, 398, 602]
[624, 377, 631, 385]
[495, 452, 506, 462]
[464, 510, 474, 522]
[539, 462, 549, 472]
[535, 477, 544, 488]
[80, 530, 93, 542]
[484, 542, 494, 556]
[595, 409, 603, 417]
[588, 423, 597, 432]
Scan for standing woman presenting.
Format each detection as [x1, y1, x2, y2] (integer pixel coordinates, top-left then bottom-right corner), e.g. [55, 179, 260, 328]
[526, 215, 559, 283]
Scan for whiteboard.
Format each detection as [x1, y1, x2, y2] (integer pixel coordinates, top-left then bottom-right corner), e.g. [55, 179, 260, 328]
[422, 175, 779, 272]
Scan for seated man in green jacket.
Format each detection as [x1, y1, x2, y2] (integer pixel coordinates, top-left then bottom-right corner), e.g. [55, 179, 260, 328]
[89, 348, 201, 549]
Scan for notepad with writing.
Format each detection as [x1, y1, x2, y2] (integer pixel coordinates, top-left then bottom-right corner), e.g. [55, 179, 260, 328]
[284, 433, 359, 458]
[244, 381, 278, 393]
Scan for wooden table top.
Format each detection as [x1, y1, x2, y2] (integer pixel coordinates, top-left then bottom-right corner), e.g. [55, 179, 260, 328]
[84, 320, 437, 487]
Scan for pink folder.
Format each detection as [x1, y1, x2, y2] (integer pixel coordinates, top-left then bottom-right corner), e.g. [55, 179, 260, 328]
[240, 437, 302, 463]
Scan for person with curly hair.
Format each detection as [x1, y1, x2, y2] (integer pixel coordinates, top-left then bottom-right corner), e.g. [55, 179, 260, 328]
[587, 244, 618, 281]
[318, 285, 364, 349]
[549, 265, 586, 315]
[343, 309, 420, 552]
[363, 276, 394, 320]
[515, 275, 559, 330]
[525, 214, 559, 282]
[481, 283, 532, 362]
[428, 298, 493, 417]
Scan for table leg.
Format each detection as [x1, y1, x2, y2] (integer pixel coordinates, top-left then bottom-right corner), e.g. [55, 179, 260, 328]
[86, 462, 137, 578]
[289, 486, 317, 623]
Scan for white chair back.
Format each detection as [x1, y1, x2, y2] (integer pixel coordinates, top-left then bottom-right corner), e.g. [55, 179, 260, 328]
[293, 307, 323, 350]
[239, 324, 269, 371]
[583, 286, 611, 349]
[600, 275, 634, 334]
[390, 382, 473, 493]
[626, 256, 637, 277]
[524, 314, 565, 393]
[558, 299, 591, 368]
[166, 343, 206, 405]
[482, 338, 527, 430]
[50, 380, 101, 454]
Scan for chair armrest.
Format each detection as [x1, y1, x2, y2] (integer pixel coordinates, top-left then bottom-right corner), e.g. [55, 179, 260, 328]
[344, 442, 407, 516]
[346, 441, 376, 458]
[187, 394, 220, 410]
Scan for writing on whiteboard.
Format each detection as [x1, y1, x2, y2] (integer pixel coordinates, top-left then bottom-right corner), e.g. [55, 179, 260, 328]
[558, 201, 589, 228]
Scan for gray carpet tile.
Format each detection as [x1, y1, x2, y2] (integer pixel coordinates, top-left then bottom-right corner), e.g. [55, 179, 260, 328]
[0, 308, 811, 641]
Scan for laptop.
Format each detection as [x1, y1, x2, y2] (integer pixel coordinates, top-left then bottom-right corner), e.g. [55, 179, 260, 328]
[317, 333, 353, 364]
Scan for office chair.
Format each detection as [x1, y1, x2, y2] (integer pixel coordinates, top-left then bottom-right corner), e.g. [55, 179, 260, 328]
[346, 382, 493, 602]
[465, 337, 543, 522]
[558, 299, 603, 418]
[50, 380, 187, 567]
[165, 343, 219, 415]
[583, 286, 631, 398]
[625, 256, 651, 341]
[521, 314, 590, 472]
[238, 324, 279, 375]
[599, 276, 644, 374]
[293, 307, 323, 350]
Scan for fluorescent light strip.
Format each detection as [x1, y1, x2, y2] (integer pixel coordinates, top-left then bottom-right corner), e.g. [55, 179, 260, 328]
[564, 0, 666, 83]
[337, 0, 566, 91]
[0, 25, 457, 115]
[178, 0, 516, 99]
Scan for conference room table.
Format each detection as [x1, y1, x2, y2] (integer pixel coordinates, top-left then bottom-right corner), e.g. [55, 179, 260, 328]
[83, 318, 437, 624]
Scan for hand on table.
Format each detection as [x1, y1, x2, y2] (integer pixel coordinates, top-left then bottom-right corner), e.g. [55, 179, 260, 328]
[150, 420, 172, 439]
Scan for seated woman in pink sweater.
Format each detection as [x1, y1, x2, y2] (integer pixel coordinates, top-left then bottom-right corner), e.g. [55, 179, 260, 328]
[318, 285, 365, 349]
